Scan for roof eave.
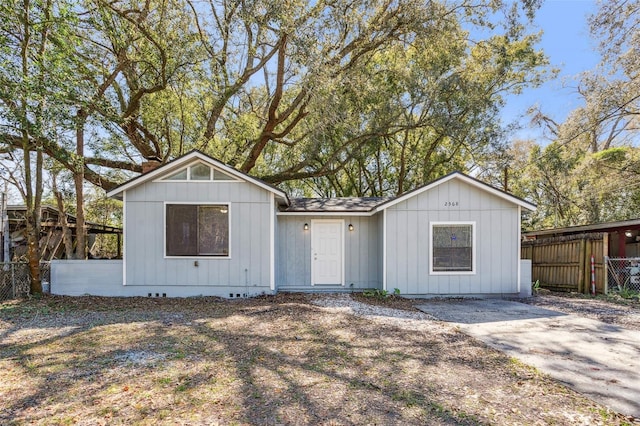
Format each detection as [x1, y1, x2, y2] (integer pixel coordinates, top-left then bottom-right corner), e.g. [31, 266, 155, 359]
[524, 218, 640, 237]
[373, 172, 536, 213]
[106, 151, 288, 202]
[276, 210, 376, 216]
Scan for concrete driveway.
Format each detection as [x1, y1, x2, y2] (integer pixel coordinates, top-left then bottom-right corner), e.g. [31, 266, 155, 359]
[416, 299, 640, 417]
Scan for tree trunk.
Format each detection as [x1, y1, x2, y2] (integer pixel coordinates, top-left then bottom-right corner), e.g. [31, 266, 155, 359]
[23, 147, 44, 295]
[25, 216, 42, 294]
[75, 110, 87, 259]
[53, 185, 74, 259]
[20, 0, 41, 294]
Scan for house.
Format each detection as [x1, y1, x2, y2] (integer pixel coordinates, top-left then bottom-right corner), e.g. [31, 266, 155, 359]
[51, 151, 535, 298]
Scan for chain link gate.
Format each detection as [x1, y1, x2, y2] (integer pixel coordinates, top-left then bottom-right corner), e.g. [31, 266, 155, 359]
[606, 257, 640, 293]
[0, 262, 51, 300]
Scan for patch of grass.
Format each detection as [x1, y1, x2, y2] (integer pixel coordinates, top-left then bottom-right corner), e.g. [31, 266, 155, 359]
[97, 406, 119, 417]
[612, 285, 640, 301]
[157, 377, 172, 385]
[392, 389, 425, 407]
[171, 349, 186, 359]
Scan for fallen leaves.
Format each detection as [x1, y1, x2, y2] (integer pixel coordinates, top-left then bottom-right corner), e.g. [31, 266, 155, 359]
[0, 293, 637, 425]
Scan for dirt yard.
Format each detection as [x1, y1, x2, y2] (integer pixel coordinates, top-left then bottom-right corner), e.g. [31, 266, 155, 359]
[1, 292, 638, 425]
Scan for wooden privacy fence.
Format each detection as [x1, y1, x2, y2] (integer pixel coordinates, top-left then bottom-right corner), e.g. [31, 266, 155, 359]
[521, 233, 607, 294]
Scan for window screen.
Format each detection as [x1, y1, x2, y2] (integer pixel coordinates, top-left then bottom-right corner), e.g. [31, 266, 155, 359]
[432, 224, 473, 272]
[197, 206, 228, 255]
[166, 204, 229, 256]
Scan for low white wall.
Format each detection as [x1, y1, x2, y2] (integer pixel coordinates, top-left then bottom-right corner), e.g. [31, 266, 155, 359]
[51, 260, 124, 296]
[51, 260, 271, 298]
[520, 259, 532, 297]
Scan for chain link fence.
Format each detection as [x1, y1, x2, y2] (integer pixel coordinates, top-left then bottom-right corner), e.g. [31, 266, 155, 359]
[606, 257, 640, 293]
[0, 262, 50, 301]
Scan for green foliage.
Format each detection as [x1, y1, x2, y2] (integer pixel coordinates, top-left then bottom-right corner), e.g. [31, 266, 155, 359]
[1, 0, 550, 200]
[591, 147, 628, 163]
[613, 285, 640, 301]
[509, 0, 640, 229]
[0, 0, 86, 290]
[495, 136, 640, 230]
[532, 280, 540, 294]
[363, 289, 386, 299]
[362, 288, 401, 299]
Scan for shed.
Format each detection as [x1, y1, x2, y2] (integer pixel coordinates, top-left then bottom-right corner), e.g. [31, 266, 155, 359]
[1, 204, 122, 261]
[522, 219, 640, 293]
[523, 218, 640, 258]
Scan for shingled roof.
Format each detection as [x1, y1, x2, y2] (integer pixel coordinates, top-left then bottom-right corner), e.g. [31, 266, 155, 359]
[282, 197, 392, 212]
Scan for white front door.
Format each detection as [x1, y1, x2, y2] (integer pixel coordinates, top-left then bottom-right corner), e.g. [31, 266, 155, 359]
[311, 220, 344, 285]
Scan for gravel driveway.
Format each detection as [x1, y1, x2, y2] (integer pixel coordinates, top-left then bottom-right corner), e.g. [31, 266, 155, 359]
[416, 298, 640, 418]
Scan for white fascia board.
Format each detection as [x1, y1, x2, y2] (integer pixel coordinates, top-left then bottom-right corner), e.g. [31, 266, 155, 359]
[106, 151, 288, 203]
[458, 175, 536, 211]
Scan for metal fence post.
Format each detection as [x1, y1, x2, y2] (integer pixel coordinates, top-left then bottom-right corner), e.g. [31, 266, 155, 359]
[604, 256, 609, 294]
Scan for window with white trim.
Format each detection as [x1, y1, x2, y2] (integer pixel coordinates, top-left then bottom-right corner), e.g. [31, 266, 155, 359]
[166, 204, 229, 257]
[431, 223, 474, 273]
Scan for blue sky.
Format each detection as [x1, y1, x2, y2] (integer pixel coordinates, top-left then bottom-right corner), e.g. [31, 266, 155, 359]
[503, 0, 600, 141]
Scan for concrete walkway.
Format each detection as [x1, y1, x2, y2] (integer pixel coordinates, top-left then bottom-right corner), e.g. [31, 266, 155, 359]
[416, 299, 640, 417]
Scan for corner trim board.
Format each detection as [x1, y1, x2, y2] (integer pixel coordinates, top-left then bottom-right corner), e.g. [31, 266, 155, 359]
[382, 209, 387, 291]
[122, 190, 127, 286]
[270, 193, 275, 291]
[517, 205, 522, 294]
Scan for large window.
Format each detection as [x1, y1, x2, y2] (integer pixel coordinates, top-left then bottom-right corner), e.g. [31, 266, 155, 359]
[431, 222, 474, 273]
[166, 204, 229, 257]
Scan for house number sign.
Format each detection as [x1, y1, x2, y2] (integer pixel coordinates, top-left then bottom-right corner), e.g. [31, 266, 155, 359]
[444, 201, 459, 207]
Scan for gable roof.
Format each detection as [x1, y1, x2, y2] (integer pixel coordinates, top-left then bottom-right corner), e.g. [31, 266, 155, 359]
[278, 172, 535, 215]
[374, 171, 536, 212]
[106, 150, 289, 204]
[107, 156, 534, 213]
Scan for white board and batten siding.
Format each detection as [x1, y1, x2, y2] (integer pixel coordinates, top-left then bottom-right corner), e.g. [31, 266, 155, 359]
[384, 178, 520, 296]
[276, 215, 382, 291]
[123, 178, 273, 297]
[51, 157, 532, 299]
